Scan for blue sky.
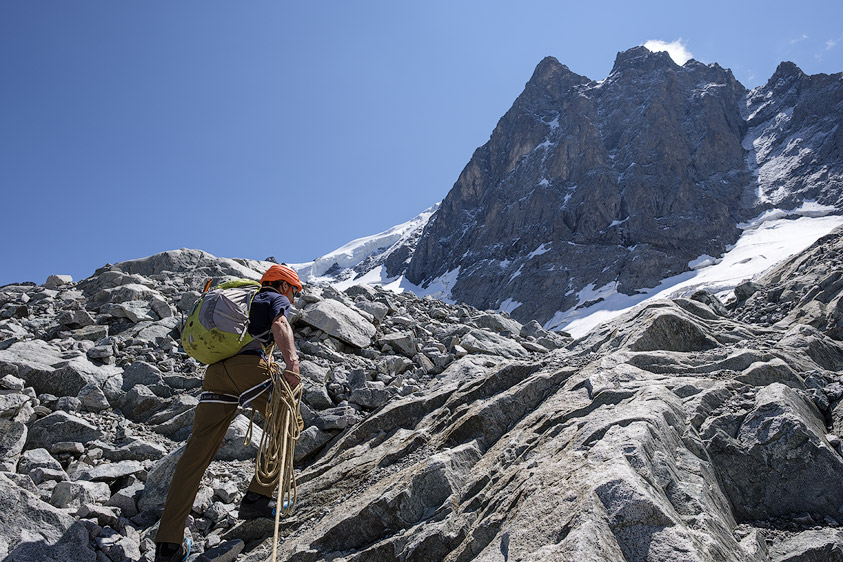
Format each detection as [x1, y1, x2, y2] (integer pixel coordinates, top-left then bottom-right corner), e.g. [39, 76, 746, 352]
[2, 1, 842, 286]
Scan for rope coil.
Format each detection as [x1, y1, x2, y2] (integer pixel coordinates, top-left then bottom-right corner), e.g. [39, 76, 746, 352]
[249, 362, 303, 561]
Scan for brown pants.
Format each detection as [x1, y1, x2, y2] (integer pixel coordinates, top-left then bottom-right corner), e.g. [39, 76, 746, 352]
[155, 354, 275, 544]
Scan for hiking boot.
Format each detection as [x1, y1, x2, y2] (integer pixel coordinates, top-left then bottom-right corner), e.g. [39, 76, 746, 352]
[238, 491, 276, 520]
[154, 538, 191, 562]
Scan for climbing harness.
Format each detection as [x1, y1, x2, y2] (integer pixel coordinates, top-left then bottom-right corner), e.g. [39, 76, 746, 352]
[254, 360, 303, 562]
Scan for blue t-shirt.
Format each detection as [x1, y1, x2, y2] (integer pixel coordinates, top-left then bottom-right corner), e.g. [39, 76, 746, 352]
[242, 288, 290, 350]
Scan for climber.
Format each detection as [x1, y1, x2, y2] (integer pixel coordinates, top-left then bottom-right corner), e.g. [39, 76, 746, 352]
[153, 264, 303, 562]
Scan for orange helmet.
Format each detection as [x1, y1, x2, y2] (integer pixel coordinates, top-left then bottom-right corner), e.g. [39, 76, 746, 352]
[260, 264, 302, 294]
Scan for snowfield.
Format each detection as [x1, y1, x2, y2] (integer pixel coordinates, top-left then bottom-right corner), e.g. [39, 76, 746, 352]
[549, 201, 843, 337]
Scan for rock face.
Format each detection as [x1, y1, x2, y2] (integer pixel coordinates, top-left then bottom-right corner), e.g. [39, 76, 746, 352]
[4, 237, 843, 560]
[301, 48, 843, 332]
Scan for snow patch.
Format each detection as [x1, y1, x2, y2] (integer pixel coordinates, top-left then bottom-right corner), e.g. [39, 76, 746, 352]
[528, 243, 551, 259]
[291, 204, 438, 283]
[547, 205, 843, 338]
[499, 298, 522, 315]
[403, 267, 461, 304]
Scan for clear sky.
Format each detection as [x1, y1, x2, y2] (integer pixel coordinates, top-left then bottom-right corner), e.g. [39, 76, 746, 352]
[2, 1, 842, 286]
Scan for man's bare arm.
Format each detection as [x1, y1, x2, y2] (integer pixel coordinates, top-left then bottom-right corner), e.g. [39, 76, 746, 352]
[270, 314, 300, 386]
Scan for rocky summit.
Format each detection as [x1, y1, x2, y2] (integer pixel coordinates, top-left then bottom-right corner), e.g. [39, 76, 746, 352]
[3, 231, 843, 560]
[306, 47, 843, 331]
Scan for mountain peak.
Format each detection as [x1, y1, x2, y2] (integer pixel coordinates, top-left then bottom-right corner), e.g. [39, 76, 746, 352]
[770, 61, 806, 83]
[610, 45, 677, 75]
[527, 55, 585, 86]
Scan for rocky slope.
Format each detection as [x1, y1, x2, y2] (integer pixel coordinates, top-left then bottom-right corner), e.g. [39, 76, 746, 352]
[3, 234, 843, 560]
[304, 47, 843, 331]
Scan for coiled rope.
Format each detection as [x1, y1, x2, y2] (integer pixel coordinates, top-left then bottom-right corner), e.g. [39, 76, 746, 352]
[251, 361, 303, 562]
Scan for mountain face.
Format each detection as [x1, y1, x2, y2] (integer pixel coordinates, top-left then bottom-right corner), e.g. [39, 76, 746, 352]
[323, 47, 842, 329]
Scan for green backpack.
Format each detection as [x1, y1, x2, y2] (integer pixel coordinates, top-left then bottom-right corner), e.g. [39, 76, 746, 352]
[181, 279, 266, 364]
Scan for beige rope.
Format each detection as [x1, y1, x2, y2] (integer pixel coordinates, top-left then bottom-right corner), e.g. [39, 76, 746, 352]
[254, 363, 303, 562]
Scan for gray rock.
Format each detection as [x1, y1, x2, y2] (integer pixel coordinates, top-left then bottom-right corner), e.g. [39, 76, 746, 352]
[459, 329, 528, 359]
[299, 360, 328, 383]
[0, 473, 75, 547]
[132, 317, 179, 345]
[736, 358, 805, 388]
[0, 419, 27, 470]
[26, 411, 105, 450]
[344, 284, 379, 300]
[0, 374, 25, 391]
[50, 479, 111, 509]
[309, 406, 361, 431]
[110, 248, 262, 280]
[473, 312, 523, 335]
[707, 383, 843, 520]
[102, 438, 167, 462]
[9, 521, 98, 561]
[44, 274, 73, 289]
[106, 481, 143, 518]
[413, 352, 436, 372]
[0, 339, 65, 379]
[51, 441, 85, 455]
[69, 325, 109, 342]
[299, 299, 376, 348]
[90, 283, 159, 304]
[356, 300, 388, 323]
[121, 384, 166, 421]
[77, 383, 110, 412]
[769, 528, 843, 561]
[145, 394, 198, 426]
[71, 460, 145, 482]
[380, 355, 413, 375]
[349, 382, 392, 410]
[734, 281, 763, 302]
[197, 539, 245, 562]
[0, 392, 29, 417]
[520, 319, 548, 339]
[378, 332, 417, 357]
[520, 340, 550, 353]
[122, 360, 164, 389]
[94, 526, 141, 562]
[29, 467, 68, 485]
[149, 295, 174, 319]
[178, 290, 201, 313]
[628, 310, 721, 352]
[86, 343, 114, 361]
[778, 324, 843, 371]
[101, 300, 158, 323]
[56, 308, 95, 328]
[302, 378, 334, 410]
[294, 426, 333, 462]
[151, 408, 195, 439]
[76, 504, 121, 529]
[18, 448, 63, 475]
[192, 485, 215, 514]
[26, 361, 111, 398]
[56, 395, 81, 412]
